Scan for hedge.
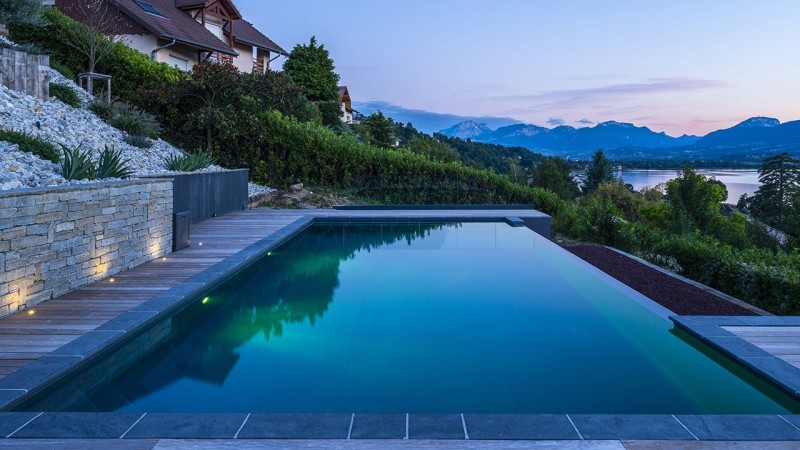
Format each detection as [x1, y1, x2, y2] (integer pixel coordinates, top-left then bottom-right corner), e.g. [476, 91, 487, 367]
[253, 111, 565, 212]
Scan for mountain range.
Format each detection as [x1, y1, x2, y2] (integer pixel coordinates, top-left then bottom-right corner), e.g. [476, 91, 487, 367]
[353, 101, 520, 133]
[438, 117, 800, 160]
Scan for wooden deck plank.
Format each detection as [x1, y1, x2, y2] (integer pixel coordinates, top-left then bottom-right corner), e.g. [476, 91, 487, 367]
[725, 325, 800, 369]
[0, 210, 309, 379]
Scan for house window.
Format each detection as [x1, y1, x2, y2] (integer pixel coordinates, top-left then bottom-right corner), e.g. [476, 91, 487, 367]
[134, 0, 164, 17]
[168, 54, 189, 71]
[204, 22, 223, 39]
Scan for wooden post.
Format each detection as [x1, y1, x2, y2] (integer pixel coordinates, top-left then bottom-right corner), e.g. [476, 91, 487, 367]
[14, 51, 24, 93]
[40, 55, 50, 101]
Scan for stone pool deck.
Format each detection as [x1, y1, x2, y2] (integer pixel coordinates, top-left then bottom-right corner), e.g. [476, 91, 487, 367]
[2, 208, 800, 446]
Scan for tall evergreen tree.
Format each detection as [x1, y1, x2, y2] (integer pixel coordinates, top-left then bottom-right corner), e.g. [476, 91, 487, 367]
[360, 111, 395, 148]
[283, 36, 340, 102]
[583, 149, 613, 194]
[751, 152, 800, 228]
[531, 157, 580, 200]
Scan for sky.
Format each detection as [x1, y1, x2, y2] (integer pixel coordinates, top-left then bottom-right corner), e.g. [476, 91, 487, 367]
[237, 0, 800, 136]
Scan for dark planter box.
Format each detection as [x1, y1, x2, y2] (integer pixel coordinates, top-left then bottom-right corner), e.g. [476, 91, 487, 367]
[170, 169, 249, 225]
[143, 169, 249, 225]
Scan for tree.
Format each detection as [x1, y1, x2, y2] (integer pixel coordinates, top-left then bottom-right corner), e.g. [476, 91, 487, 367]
[59, 0, 123, 94]
[409, 136, 460, 163]
[0, 0, 43, 28]
[583, 149, 613, 194]
[359, 111, 395, 148]
[750, 152, 800, 228]
[506, 157, 525, 183]
[666, 166, 728, 232]
[318, 100, 343, 128]
[284, 36, 340, 102]
[531, 157, 579, 200]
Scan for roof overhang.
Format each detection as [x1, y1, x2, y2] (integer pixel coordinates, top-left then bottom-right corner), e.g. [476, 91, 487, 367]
[233, 36, 289, 56]
[111, 1, 238, 56]
[161, 34, 239, 56]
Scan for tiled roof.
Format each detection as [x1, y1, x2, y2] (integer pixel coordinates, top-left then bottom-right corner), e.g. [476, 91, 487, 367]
[226, 19, 288, 56]
[114, 0, 237, 55]
[175, 0, 242, 19]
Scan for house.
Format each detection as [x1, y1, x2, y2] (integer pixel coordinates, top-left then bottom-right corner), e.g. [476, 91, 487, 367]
[338, 86, 353, 124]
[54, 0, 287, 73]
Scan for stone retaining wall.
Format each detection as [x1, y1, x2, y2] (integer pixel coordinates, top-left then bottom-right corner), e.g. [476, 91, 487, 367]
[0, 48, 50, 101]
[0, 179, 173, 318]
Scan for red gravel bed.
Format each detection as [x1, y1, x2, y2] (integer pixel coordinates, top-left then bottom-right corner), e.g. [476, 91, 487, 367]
[565, 244, 758, 316]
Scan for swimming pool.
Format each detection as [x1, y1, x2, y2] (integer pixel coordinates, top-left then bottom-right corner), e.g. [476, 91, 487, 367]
[16, 221, 800, 414]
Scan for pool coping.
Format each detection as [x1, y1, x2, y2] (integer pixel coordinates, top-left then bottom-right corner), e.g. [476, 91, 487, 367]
[1, 212, 800, 441]
[670, 315, 800, 399]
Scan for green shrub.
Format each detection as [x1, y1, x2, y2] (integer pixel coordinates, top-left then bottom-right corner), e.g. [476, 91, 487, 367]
[49, 83, 81, 107]
[648, 234, 800, 314]
[60, 144, 96, 180]
[123, 133, 152, 149]
[142, 62, 319, 165]
[0, 129, 59, 162]
[318, 100, 343, 127]
[104, 102, 161, 138]
[50, 60, 75, 81]
[164, 152, 217, 172]
[0, 0, 44, 27]
[96, 145, 133, 179]
[90, 97, 115, 121]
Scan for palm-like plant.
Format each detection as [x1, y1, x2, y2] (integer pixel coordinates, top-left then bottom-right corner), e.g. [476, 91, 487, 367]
[61, 144, 96, 180]
[96, 145, 133, 179]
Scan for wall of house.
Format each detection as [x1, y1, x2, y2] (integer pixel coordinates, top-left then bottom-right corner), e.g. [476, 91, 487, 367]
[0, 179, 173, 318]
[257, 48, 272, 72]
[232, 42, 254, 73]
[153, 42, 202, 69]
[119, 33, 158, 58]
[0, 48, 50, 101]
[341, 103, 353, 124]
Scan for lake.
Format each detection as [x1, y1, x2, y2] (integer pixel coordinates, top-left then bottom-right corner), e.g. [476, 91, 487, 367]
[617, 169, 760, 202]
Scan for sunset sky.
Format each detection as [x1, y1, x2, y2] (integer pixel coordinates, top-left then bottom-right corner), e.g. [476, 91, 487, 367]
[237, 0, 800, 136]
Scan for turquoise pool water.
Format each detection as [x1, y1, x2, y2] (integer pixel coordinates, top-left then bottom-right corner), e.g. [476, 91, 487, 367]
[22, 222, 800, 413]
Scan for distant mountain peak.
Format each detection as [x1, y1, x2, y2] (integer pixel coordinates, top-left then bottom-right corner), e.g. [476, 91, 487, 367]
[598, 120, 635, 128]
[438, 121, 493, 139]
[734, 117, 781, 128]
[496, 123, 548, 137]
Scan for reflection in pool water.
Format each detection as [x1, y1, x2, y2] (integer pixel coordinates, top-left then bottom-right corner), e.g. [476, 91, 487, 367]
[20, 222, 800, 414]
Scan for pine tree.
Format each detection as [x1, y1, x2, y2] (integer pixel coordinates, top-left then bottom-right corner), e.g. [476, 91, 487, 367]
[283, 36, 340, 102]
[583, 149, 613, 194]
[751, 152, 800, 228]
[360, 111, 395, 148]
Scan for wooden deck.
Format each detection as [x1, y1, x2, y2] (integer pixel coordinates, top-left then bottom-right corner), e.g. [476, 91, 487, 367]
[0, 210, 305, 380]
[0, 208, 548, 380]
[725, 326, 800, 369]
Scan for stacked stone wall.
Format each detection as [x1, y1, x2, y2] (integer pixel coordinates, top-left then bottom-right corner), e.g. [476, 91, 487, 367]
[0, 179, 173, 317]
